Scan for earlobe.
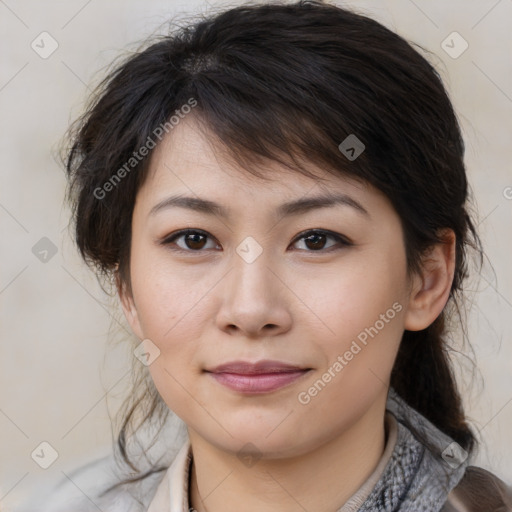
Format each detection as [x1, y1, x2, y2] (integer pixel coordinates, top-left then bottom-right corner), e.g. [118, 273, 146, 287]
[404, 229, 456, 331]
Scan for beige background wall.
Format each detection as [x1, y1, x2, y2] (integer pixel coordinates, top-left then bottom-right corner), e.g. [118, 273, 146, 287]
[1, 0, 511, 509]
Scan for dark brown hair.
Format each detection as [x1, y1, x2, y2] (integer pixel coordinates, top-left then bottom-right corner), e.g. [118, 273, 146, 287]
[62, 0, 483, 495]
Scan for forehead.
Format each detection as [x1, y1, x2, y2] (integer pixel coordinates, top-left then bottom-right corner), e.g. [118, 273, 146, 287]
[141, 115, 371, 204]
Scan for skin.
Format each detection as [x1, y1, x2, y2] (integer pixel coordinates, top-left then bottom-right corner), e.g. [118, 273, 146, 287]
[118, 115, 456, 512]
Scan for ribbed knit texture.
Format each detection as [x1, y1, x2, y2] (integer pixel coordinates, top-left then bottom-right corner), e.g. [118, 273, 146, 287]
[355, 388, 469, 512]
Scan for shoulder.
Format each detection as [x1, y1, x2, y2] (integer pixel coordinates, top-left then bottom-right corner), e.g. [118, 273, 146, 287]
[19, 454, 166, 512]
[442, 466, 512, 512]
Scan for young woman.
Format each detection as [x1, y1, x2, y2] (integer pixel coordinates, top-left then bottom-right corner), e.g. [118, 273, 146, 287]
[33, 1, 512, 510]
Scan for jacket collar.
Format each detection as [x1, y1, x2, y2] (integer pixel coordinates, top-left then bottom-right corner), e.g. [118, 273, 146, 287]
[147, 436, 192, 512]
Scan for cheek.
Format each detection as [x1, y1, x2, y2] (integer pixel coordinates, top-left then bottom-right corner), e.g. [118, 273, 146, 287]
[294, 272, 405, 428]
[130, 242, 209, 339]
[298, 253, 406, 346]
[130, 260, 211, 420]
[293, 245, 408, 405]
[128, 247, 214, 384]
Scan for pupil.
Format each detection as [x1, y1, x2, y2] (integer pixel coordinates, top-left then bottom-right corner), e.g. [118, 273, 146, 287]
[187, 233, 205, 249]
[306, 233, 325, 250]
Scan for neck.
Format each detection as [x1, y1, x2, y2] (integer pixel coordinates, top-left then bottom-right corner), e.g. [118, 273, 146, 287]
[188, 394, 388, 512]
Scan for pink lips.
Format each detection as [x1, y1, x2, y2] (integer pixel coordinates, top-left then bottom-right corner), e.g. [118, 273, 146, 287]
[205, 360, 311, 394]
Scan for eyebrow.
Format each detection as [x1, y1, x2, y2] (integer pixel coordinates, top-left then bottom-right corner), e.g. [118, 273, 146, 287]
[149, 192, 370, 219]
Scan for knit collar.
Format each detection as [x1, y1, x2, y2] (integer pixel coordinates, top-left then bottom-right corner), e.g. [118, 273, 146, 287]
[146, 388, 469, 512]
[356, 388, 469, 511]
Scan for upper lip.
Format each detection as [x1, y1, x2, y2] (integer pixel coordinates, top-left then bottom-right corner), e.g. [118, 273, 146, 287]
[206, 360, 310, 374]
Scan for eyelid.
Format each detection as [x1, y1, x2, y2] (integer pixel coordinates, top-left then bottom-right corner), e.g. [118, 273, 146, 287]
[291, 228, 353, 247]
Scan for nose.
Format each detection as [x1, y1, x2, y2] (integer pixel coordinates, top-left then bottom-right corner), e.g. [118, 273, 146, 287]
[215, 248, 293, 339]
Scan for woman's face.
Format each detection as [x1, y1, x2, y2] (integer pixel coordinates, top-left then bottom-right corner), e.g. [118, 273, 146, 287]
[120, 116, 417, 459]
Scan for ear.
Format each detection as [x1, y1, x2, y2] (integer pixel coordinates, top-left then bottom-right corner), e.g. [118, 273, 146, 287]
[404, 228, 456, 331]
[115, 270, 145, 340]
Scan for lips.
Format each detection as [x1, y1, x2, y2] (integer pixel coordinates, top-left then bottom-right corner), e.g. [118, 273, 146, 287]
[204, 360, 312, 394]
[206, 359, 309, 375]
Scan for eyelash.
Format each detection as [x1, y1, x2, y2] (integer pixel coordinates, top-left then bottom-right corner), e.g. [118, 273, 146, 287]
[159, 228, 353, 254]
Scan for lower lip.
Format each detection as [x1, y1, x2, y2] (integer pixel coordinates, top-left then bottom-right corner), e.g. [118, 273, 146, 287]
[207, 370, 310, 394]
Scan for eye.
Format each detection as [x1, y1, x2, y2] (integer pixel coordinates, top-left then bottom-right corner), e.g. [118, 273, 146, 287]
[160, 229, 220, 252]
[159, 228, 352, 254]
[291, 229, 352, 252]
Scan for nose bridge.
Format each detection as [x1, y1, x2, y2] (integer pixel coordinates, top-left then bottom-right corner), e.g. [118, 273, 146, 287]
[215, 235, 291, 336]
[231, 234, 275, 302]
